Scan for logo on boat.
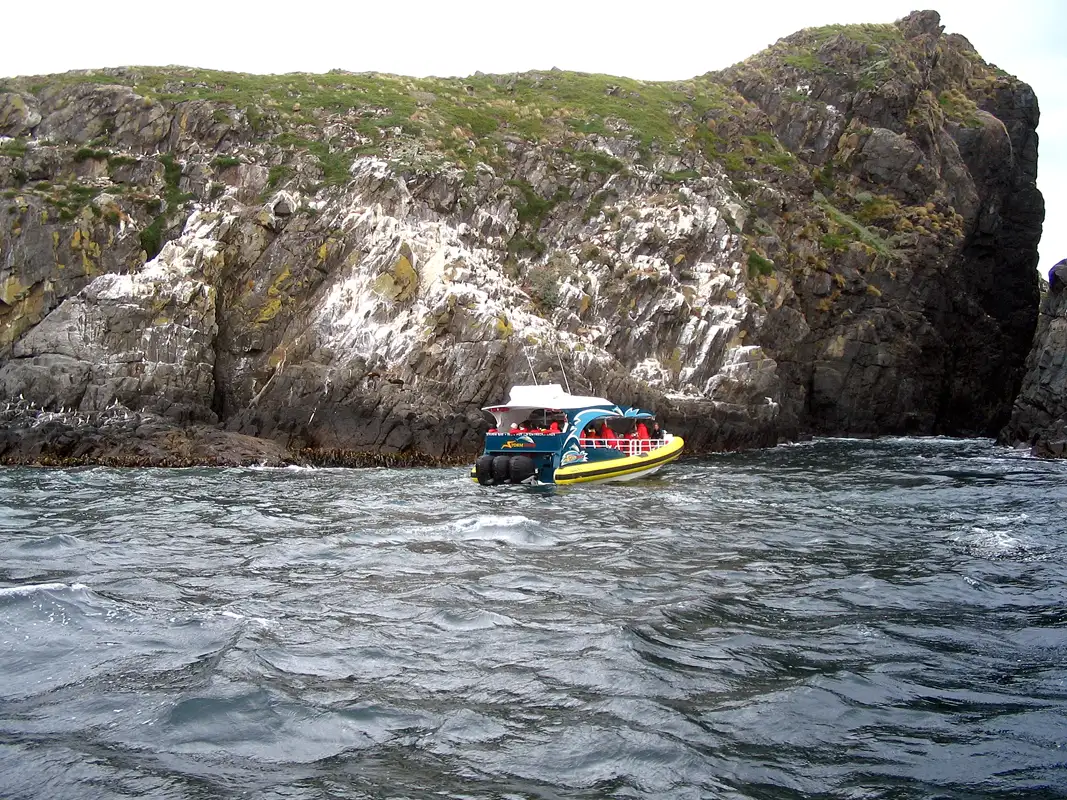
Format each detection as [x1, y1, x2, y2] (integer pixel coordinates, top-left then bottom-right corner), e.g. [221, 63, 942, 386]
[502, 435, 536, 449]
[560, 451, 587, 466]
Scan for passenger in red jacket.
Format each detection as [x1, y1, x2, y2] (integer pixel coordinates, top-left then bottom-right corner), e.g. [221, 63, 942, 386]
[635, 421, 650, 439]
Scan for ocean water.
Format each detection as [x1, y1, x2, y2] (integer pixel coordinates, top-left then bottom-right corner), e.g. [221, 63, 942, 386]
[1, 437, 1065, 799]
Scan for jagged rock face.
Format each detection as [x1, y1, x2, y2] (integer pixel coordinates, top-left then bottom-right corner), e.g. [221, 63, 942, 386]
[999, 260, 1067, 457]
[0, 12, 1046, 463]
[205, 156, 766, 456]
[1, 235, 219, 424]
[718, 10, 1042, 436]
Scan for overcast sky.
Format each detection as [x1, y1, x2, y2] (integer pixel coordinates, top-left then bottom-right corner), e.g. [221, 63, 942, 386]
[3, 1, 1063, 275]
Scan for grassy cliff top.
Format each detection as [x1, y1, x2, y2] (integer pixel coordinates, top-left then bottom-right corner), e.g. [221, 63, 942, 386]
[3, 65, 747, 165]
[0, 12, 1022, 182]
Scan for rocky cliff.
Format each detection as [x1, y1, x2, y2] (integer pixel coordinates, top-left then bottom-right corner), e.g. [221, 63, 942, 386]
[999, 259, 1067, 457]
[0, 10, 1045, 465]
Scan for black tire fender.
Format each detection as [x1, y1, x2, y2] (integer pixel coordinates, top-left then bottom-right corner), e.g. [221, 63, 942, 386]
[509, 455, 536, 484]
[491, 455, 511, 485]
[475, 454, 495, 485]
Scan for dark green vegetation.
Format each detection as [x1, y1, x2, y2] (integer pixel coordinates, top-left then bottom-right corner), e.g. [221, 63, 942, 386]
[138, 153, 191, 259]
[0, 63, 792, 182]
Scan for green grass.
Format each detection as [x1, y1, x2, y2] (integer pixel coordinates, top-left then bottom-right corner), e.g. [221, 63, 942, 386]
[267, 164, 292, 189]
[507, 232, 546, 257]
[799, 22, 903, 48]
[527, 265, 561, 310]
[820, 231, 850, 252]
[747, 251, 775, 277]
[662, 169, 701, 183]
[64, 183, 97, 202]
[583, 188, 615, 222]
[569, 148, 626, 176]
[855, 193, 900, 223]
[507, 180, 570, 228]
[732, 20, 905, 89]
[0, 63, 794, 188]
[938, 89, 983, 127]
[139, 152, 191, 259]
[3, 28, 1011, 227]
[304, 140, 354, 186]
[815, 191, 894, 257]
[782, 52, 828, 73]
[139, 214, 167, 259]
[0, 139, 27, 157]
[10, 65, 758, 174]
[73, 147, 111, 162]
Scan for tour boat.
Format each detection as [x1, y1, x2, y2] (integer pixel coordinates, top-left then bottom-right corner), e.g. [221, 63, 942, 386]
[470, 384, 684, 486]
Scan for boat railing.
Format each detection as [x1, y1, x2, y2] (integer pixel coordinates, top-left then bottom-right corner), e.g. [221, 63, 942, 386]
[578, 437, 665, 456]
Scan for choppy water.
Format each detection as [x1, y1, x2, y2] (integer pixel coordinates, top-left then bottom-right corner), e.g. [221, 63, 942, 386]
[1, 438, 1066, 799]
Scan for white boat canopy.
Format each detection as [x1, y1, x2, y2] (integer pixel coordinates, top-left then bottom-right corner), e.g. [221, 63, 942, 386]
[484, 384, 615, 412]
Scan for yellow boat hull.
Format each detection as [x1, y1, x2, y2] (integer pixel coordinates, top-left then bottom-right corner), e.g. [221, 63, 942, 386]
[553, 435, 684, 484]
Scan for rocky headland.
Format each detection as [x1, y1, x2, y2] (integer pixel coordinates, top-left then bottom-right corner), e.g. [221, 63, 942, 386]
[0, 10, 1052, 466]
[999, 259, 1067, 457]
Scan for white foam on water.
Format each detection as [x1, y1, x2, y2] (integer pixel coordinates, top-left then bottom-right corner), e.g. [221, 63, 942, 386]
[986, 512, 1031, 525]
[212, 609, 275, 628]
[0, 582, 89, 598]
[447, 515, 556, 546]
[430, 608, 517, 631]
[451, 515, 532, 534]
[959, 527, 1046, 562]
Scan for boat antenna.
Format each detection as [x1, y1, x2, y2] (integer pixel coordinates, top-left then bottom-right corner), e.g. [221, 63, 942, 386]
[556, 344, 573, 395]
[524, 346, 538, 385]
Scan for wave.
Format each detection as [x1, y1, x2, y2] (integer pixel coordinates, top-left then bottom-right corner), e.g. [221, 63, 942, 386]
[442, 515, 556, 546]
[430, 608, 518, 631]
[451, 514, 532, 533]
[0, 581, 89, 598]
[957, 527, 1047, 562]
[14, 533, 85, 551]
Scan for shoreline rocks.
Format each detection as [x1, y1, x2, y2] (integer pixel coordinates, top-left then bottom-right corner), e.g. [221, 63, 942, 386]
[999, 259, 1067, 458]
[0, 400, 295, 467]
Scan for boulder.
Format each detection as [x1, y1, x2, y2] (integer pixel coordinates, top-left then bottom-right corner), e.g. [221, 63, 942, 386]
[0, 92, 42, 137]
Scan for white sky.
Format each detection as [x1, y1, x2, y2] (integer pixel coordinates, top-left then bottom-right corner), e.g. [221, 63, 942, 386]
[3, 1, 1063, 276]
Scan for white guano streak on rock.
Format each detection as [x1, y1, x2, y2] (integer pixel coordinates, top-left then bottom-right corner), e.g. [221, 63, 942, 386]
[305, 160, 629, 379]
[122, 154, 759, 403]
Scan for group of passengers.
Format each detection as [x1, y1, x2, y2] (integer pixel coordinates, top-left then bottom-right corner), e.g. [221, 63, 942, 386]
[580, 420, 663, 442]
[488, 412, 665, 443]
[487, 415, 568, 435]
